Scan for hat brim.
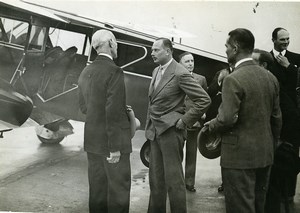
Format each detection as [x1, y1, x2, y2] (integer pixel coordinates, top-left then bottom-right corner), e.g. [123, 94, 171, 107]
[197, 125, 221, 159]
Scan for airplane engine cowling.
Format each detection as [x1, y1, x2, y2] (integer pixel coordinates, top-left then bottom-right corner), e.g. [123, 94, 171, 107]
[0, 78, 33, 126]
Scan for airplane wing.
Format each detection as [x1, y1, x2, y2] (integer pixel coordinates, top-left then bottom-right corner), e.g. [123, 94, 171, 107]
[21, 0, 226, 62]
[0, 0, 68, 23]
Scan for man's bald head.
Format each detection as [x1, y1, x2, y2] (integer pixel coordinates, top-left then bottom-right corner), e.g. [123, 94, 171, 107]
[92, 29, 118, 58]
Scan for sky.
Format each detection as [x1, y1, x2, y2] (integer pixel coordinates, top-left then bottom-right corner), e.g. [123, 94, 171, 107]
[27, 0, 300, 57]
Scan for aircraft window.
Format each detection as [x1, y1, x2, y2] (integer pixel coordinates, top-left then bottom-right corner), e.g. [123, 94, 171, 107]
[28, 25, 46, 51]
[116, 42, 154, 77]
[0, 18, 28, 81]
[49, 28, 87, 55]
[116, 42, 146, 68]
[89, 41, 154, 77]
[0, 17, 29, 48]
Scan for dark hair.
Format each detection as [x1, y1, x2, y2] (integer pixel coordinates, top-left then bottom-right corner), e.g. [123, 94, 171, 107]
[253, 48, 274, 67]
[156, 37, 173, 53]
[178, 51, 192, 62]
[228, 28, 255, 53]
[272, 27, 287, 40]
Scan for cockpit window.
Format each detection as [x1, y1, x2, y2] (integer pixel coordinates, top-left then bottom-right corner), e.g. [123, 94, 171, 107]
[0, 17, 29, 48]
[48, 28, 87, 55]
[89, 40, 153, 76]
[28, 25, 46, 51]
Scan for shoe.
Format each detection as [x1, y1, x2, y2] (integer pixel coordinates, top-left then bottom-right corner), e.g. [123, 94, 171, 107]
[186, 185, 196, 192]
[218, 184, 224, 192]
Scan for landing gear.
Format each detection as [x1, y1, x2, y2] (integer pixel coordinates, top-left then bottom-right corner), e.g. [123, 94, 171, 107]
[35, 119, 73, 144]
[37, 135, 64, 144]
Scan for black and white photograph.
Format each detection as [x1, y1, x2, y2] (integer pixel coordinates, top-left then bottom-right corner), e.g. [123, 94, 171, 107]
[0, 0, 299, 212]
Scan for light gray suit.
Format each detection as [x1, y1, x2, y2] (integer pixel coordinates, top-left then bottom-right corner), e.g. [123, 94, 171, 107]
[145, 59, 211, 213]
[208, 60, 282, 213]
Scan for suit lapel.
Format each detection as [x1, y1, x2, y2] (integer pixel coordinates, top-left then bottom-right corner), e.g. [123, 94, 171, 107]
[193, 73, 200, 83]
[149, 67, 159, 97]
[285, 50, 293, 59]
[150, 60, 176, 100]
[270, 50, 275, 57]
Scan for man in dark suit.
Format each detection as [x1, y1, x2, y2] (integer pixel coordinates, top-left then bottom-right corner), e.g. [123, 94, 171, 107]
[206, 64, 232, 122]
[78, 29, 132, 213]
[270, 27, 300, 203]
[178, 51, 207, 192]
[145, 38, 211, 213]
[206, 28, 282, 213]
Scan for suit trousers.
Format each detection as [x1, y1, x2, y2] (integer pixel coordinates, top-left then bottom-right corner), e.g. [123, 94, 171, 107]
[185, 128, 200, 187]
[286, 147, 299, 198]
[148, 126, 186, 213]
[222, 165, 271, 213]
[87, 152, 131, 213]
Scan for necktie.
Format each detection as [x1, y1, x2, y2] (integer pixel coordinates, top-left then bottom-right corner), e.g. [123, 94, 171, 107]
[154, 67, 163, 89]
[279, 52, 282, 56]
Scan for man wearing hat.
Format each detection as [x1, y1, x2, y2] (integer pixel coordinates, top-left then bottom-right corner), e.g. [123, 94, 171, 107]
[205, 28, 282, 213]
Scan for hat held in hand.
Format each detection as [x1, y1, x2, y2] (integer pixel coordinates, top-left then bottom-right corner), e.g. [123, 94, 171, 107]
[197, 125, 221, 159]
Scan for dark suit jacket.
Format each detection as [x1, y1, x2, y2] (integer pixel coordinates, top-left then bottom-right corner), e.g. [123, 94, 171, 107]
[270, 50, 300, 146]
[194, 73, 207, 90]
[205, 68, 230, 122]
[78, 55, 132, 156]
[270, 50, 300, 103]
[209, 60, 282, 169]
[145, 59, 211, 141]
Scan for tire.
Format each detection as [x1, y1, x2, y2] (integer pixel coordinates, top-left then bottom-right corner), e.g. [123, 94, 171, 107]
[140, 140, 150, 168]
[37, 135, 64, 144]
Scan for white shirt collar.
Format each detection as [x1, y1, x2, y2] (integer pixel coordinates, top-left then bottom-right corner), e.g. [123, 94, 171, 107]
[99, 53, 113, 60]
[159, 58, 173, 75]
[235, 58, 253, 68]
[272, 49, 286, 57]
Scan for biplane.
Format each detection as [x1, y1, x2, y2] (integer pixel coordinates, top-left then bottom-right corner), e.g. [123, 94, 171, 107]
[0, 0, 227, 150]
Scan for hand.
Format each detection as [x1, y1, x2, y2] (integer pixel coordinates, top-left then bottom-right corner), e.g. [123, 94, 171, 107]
[126, 105, 132, 111]
[106, 151, 121, 164]
[176, 119, 186, 130]
[275, 54, 290, 68]
[204, 121, 213, 132]
[218, 69, 230, 84]
[204, 121, 210, 127]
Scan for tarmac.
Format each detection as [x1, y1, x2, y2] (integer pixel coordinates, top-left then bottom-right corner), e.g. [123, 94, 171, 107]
[0, 120, 299, 213]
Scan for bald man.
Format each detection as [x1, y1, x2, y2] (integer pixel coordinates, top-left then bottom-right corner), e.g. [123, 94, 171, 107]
[78, 30, 132, 213]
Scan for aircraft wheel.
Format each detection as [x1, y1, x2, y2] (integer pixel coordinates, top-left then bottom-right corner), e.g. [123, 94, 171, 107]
[140, 140, 150, 168]
[37, 135, 64, 144]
